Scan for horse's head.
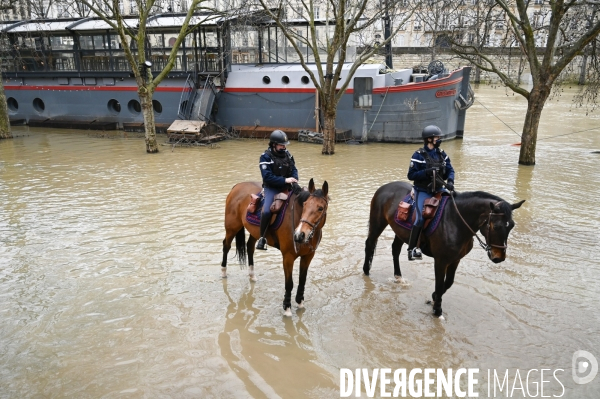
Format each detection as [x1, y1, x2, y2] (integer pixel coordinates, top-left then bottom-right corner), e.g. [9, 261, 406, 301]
[294, 178, 329, 244]
[479, 199, 525, 263]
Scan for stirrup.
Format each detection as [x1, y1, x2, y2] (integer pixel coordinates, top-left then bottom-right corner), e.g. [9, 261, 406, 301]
[408, 248, 422, 261]
[256, 237, 267, 250]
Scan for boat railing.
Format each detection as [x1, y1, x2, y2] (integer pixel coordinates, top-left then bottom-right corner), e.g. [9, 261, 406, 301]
[178, 74, 198, 120]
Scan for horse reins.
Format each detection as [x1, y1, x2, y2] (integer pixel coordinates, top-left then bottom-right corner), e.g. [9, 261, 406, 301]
[449, 195, 507, 252]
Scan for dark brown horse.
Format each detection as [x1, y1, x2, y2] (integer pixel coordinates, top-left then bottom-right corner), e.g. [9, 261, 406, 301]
[222, 178, 329, 316]
[363, 181, 525, 318]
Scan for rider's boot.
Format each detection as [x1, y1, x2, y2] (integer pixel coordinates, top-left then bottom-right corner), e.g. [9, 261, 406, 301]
[407, 225, 423, 261]
[256, 212, 271, 250]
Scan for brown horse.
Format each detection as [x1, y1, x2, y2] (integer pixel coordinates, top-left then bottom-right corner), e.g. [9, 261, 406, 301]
[363, 181, 525, 318]
[221, 178, 329, 316]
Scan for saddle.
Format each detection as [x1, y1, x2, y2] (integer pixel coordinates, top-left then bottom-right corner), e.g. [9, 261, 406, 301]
[397, 192, 443, 229]
[247, 190, 289, 215]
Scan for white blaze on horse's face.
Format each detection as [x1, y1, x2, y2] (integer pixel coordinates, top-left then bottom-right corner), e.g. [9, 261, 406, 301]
[294, 195, 327, 244]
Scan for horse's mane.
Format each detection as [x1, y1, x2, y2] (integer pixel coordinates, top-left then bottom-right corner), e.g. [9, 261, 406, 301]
[296, 189, 328, 206]
[455, 191, 512, 214]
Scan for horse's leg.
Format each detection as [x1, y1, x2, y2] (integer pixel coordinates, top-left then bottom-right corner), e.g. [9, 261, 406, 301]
[221, 227, 238, 278]
[391, 235, 408, 284]
[363, 217, 388, 276]
[443, 261, 460, 293]
[295, 252, 315, 309]
[282, 253, 296, 317]
[247, 235, 257, 282]
[432, 260, 447, 318]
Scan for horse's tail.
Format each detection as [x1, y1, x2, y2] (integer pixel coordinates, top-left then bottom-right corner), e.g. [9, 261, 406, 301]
[234, 228, 247, 268]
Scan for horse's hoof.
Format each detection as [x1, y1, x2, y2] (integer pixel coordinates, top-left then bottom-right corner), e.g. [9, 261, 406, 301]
[394, 276, 409, 285]
[248, 266, 257, 282]
[438, 315, 446, 321]
[221, 267, 227, 278]
[284, 308, 292, 317]
[297, 301, 304, 309]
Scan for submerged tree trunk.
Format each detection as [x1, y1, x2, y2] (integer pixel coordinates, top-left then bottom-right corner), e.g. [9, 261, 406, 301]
[0, 79, 12, 140]
[322, 107, 336, 155]
[579, 53, 588, 85]
[139, 89, 159, 153]
[519, 86, 550, 165]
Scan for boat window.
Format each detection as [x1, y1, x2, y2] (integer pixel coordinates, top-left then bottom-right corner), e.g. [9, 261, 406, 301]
[128, 100, 142, 114]
[301, 76, 310, 84]
[7, 98, 18, 112]
[108, 99, 121, 114]
[263, 76, 271, 84]
[353, 77, 373, 109]
[33, 98, 45, 113]
[50, 36, 74, 50]
[153, 100, 163, 114]
[281, 76, 290, 84]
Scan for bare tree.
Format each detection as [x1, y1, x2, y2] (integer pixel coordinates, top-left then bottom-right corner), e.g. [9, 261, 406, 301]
[250, 0, 413, 154]
[451, 0, 600, 165]
[1, 0, 28, 140]
[77, 0, 219, 152]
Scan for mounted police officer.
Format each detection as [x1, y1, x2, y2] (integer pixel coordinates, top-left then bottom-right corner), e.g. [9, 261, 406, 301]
[256, 130, 299, 250]
[406, 125, 455, 260]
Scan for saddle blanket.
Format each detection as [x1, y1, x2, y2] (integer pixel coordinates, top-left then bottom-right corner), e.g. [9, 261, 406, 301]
[393, 193, 449, 236]
[246, 193, 289, 231]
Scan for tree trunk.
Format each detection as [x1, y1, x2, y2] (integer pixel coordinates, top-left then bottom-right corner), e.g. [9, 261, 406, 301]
[321, 111, 336, 155]
[579, 53, 588, 85]
[0, 78, 12, 140]
[519, 86, 550, 165]
[474, 56, 481, 84]
[139, 90, 159, 153]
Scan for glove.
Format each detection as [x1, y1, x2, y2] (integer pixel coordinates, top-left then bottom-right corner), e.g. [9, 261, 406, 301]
[446, 180, 454, 191]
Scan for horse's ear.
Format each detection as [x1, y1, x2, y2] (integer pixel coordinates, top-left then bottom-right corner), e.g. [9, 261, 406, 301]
[321, 181, 328, 197]
[511, 200, 525, 210]
[308, 178, 315, 193]
[489, 202, 495, 211]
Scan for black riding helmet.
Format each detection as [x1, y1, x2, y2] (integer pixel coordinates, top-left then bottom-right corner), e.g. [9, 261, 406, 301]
[422, 125, 443, 139]
[269, 129, 290, 146]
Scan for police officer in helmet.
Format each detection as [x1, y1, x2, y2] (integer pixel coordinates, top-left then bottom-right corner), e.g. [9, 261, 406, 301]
[406, 125, 455, 260]
[256, 130, 299, 250]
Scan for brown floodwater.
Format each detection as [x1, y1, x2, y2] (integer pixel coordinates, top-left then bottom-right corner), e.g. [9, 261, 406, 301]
[1, 85, 599, 398]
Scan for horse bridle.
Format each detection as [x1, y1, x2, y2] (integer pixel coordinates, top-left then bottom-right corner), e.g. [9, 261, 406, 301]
[292, 193, 328, 252]
[450, 196, 507, 253]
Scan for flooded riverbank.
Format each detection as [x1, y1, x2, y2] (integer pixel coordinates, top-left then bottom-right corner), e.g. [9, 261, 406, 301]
[1, 85, 599, 398]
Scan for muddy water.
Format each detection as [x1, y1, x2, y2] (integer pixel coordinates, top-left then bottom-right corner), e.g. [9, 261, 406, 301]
[1, 85, 599, 398]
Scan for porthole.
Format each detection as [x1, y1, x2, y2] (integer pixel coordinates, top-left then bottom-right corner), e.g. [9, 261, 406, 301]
[281, 75, 290, 84]
[152, 100, 162, 114]
[33, 98, 45, 113]
[7, 97, 18, 112]
[262, 76, 271, 84]
[301, 76, 310, 84]
[128, 99, 141, 114]
[108, 99, 121, 114]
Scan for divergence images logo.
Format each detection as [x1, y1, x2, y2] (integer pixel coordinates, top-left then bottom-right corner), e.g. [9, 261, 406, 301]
[572, 350, 598, 385]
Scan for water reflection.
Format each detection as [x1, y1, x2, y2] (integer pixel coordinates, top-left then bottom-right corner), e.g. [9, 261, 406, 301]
[219, 279, 337, 398]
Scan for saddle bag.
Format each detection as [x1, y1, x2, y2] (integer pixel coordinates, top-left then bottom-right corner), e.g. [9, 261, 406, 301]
[270, 193, 289, 214]
[397, 201, 411, 222]
[422, 197, 440, 219]
[247, 194, 261, 214]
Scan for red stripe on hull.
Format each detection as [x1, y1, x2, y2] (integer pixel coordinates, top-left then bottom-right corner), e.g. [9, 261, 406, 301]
[4, 85, 184, 92]
[372, 77, 463, 94]
[223, 76, 462, 94]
